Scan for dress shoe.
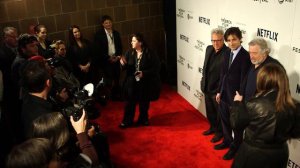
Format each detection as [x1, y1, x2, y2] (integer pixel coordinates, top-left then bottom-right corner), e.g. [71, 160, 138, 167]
[210, 135, 223, 143]
[214, 142, 230, 150]
[202, 129, 214, 136]
[119, 123, 133, 129]
[223, 149, 236, 160]
[136, 120, 149, 126]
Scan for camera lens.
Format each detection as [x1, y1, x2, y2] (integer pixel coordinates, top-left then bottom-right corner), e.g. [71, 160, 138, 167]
[72, 108, 83, 122]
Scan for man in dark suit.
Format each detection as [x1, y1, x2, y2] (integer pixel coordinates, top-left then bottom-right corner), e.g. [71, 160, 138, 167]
[214, 27, 251, 160]
[21, 59, 53, 138]
[0, 27, 19, 164]
[0, 27, 19, 140]
[201, 28, 228, 143]
[236, 38, 283, 102]
[94, 15, 123, 100]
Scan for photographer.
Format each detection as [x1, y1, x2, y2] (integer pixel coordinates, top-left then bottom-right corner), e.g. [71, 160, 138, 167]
[48, 40, 80, 111]
[30, 111, 100, 167]
[48, 41, 113, 168]
[6, 138, 56, 168]
[21, 59, 53, 138]
[51, 40, 80, 91]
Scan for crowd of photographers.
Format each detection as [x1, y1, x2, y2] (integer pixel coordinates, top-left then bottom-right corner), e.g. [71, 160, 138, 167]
[0, 15, 122, 168]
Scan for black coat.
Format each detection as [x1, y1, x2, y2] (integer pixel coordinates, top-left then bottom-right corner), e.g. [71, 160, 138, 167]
[218, 47, 251, 105]
[122, 48, 160, 101]
[37, 39, 55, 59]
[21, 94, 53, 138]
[0, 44, 17, 103]
[230, 91, 300, 168]
[94, 28, 122, 66]
[67, 39, 92, 86]
[201, 45, 228, 94]
[68, 39, 92, 67]
[240, 56, 283, 101]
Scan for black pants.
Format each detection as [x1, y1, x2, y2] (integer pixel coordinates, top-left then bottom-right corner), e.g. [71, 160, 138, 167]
[219, 100, 243, 151]
[104, 61, 121, 99]
[122, 100, 150, 124]
[205, 93, 223, 136]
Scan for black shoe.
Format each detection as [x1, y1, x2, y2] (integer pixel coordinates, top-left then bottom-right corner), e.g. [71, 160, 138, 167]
[214, 142, 230, 150]
[202, 129, 214, 136]
[136, 121, 149, 126]
[223, 149, 236, 160]
[119, 123, 133, 129]
[210, 135, 223, 143]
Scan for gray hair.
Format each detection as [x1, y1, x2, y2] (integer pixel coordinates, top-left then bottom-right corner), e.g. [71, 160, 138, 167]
[211, 28, 224, 36]
[3, 27, 17, 37]
[248, 38, 270, 55]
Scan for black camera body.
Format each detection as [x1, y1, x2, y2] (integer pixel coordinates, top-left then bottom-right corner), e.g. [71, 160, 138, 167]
[62, 106, 82, 121]
[47, 57, 62, 68]
[62, 88, 98, 121]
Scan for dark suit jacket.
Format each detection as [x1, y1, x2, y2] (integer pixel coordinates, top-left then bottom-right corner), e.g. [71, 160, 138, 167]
[0, 44, 17, 100]
[94, 28, 122, 66]
[122, 48, 161, 101]
[240, 56, 283, 101]
[218, 46, 251, 105]
[22, 94, 53, 138]
[201, 45, 228, 94]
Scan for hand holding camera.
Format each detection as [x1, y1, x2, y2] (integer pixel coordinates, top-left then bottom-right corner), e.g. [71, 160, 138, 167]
[70, 109, 87, 134]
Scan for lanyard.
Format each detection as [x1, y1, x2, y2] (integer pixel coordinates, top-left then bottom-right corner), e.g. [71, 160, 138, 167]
[136, 54, 142, 71]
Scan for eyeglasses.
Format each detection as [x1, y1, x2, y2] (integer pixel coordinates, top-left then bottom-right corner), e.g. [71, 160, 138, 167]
[211, 39, 223, 43]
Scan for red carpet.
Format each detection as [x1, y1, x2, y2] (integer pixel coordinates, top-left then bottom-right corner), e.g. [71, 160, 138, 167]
[94, 85, 232, 168]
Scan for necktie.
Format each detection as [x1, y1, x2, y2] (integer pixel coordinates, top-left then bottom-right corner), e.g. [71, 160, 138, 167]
[228, 52, 234, 68]
[109, 33, 113, 42]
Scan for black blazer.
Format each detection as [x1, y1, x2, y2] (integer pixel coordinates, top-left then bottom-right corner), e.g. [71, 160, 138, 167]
[201, 45, 228, 94]
[122, 48, 161, 101]
[0, 44, 17, 94]
[67, 39, 92, 74]
[37, 39, 54, 59]
[240, 56, 283, 101]
[94, 28, 122, 66]
[218, 46, 251, 105]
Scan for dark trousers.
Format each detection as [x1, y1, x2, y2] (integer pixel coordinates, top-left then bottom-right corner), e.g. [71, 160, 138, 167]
[219, 100, 243, 152]
[205, 93, 223, 136]
[122, 100, 150, 124]
[104, 61, 121, 99]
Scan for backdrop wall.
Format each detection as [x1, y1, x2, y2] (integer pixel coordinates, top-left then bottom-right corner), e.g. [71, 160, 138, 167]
[176, 0, 300, 167]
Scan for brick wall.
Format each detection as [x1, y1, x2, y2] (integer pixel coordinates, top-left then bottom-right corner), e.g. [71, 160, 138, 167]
[0, 0, 165, 58]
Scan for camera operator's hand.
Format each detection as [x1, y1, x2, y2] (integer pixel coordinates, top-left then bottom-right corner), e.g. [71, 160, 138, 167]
[87, 125, 96, 138]
[70, 109, 87, 134]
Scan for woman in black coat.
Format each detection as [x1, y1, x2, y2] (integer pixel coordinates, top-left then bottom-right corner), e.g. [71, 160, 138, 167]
[119, 33, 160, 128]
[34, 24, 54, 59]
[230, 63, 300, 168]
[67, 25, 92, 88]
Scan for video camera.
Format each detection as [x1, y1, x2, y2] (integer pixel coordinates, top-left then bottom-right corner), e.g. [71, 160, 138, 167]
[61, 84, 99, 121]
[46, 57, 62, 68]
